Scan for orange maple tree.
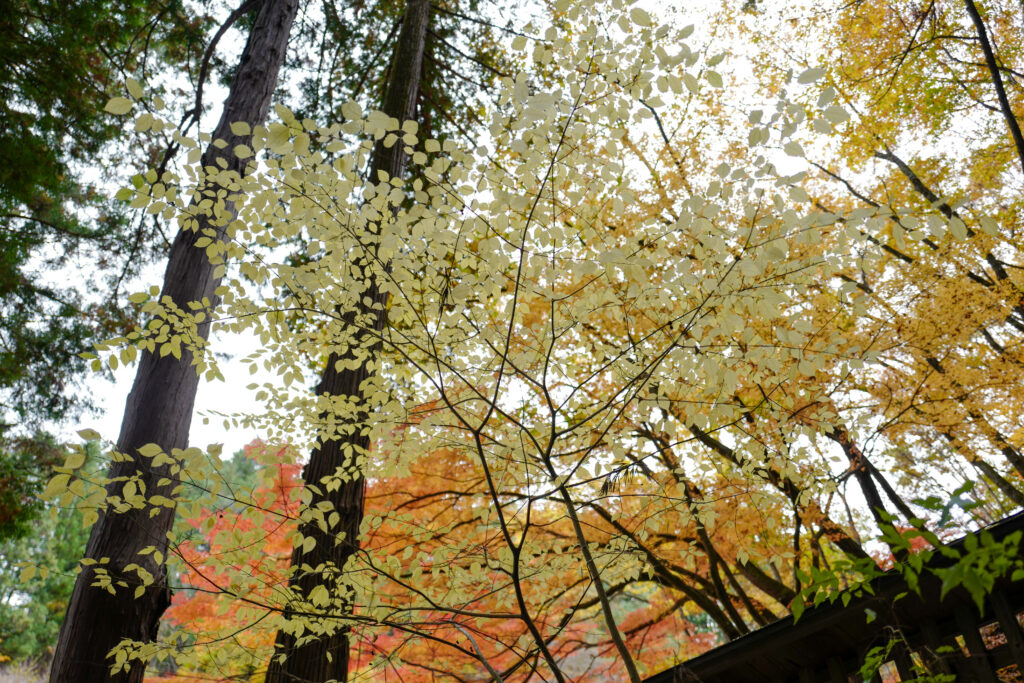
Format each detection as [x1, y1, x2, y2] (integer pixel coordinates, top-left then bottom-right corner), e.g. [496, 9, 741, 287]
[150, 442, 301, 682]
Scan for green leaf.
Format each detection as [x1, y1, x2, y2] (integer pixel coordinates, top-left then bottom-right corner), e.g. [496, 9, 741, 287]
[791, 595, 805, 622]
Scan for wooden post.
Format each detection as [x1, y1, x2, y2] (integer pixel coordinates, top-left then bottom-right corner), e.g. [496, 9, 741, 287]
[955, 605, 998, 682]
[991, 589, 1024, 673]
[827, 658, 847, 683]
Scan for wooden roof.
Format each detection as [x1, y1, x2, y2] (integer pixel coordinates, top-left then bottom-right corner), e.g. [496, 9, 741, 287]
[643, 511, 1024, 683]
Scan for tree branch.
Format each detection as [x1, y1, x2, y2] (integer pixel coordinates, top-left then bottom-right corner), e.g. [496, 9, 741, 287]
[964, 0, 1024, 175]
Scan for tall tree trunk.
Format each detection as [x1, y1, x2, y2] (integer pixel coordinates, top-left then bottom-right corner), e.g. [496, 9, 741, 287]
[50, 1, 298, 680]
[264, 2, 430, 680]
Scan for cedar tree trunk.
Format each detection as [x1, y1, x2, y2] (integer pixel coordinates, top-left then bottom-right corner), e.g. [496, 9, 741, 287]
[263, 1, 430, 680]
[50, 0, 298, 680]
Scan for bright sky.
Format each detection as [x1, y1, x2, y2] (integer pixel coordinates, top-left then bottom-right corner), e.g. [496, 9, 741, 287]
[64, 2, 266, 458]
[84, 327, 266, 457]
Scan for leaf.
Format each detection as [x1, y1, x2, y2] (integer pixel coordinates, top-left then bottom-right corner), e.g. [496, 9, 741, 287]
[64, 450, 86, 470]
[267, 123, 291, 153]
[979, 216, 999, 235]
[309, 584, 330, 607]
[823, 105, 849, 124]
[784, 140, 805, 157]
[78, 428, 101, 441]
[230, 121, 251, 136]
[125, 78, 143, 100]
[949, 217, 968, 239]
[630, 7, 652, 26]
[43, 474, 70, 500]
[104, 97, 133, 115]
[137, 443, 163, 458]
[798, 67, 826, 83]
[706, 70, 723, 88]
[791, 595, 805, 622]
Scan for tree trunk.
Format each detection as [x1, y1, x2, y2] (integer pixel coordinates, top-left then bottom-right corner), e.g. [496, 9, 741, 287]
[263, 2, 430, 680]
[50, 1, 298, 680]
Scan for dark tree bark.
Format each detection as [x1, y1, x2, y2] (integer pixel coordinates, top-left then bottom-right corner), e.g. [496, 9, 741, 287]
[262, 1, 430, 679]
[50, 1, 299, 680]
[263, 2, 430, 681]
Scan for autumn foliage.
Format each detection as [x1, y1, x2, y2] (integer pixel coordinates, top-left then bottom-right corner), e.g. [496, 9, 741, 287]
[151, 437, 730, 682]
[151, 442, 300, 681]
[38, 0, 1024, 680]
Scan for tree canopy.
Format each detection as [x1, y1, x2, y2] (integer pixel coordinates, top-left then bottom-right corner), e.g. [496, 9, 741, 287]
[6, 0, 1024, 680]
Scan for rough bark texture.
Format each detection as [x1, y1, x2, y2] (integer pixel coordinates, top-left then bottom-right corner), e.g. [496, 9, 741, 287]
[50, 1, 298, 680]
[263, 2, 430, 681]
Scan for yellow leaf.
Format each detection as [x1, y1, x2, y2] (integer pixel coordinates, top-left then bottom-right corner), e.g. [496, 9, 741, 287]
[630, 7, 651, 26]
[125, 78, 143, 99]
[43, 474, 70, 500]
[64, 450, 86, 470]
[104, 97, 133, 115]
[137, 443, 163, 458]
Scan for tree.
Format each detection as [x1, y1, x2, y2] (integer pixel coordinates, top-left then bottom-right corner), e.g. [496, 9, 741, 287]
[50, 0, 300, 679]
[0, 0, 516, 446]
[0, 0, 209, 432]
[151, 442, 300, 682]
[0, 0, 214, 581]
[263, 1, 431, 680]
[0, 442, 90, 663]
[53, 0, 1024, 680]
[86, 0, 874, 676]
[34, 0, 540, 676]
[734, 0, 1024, 518]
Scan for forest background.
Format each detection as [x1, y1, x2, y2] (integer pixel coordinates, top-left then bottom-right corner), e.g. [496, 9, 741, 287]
[1, 0, 1024, 681]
